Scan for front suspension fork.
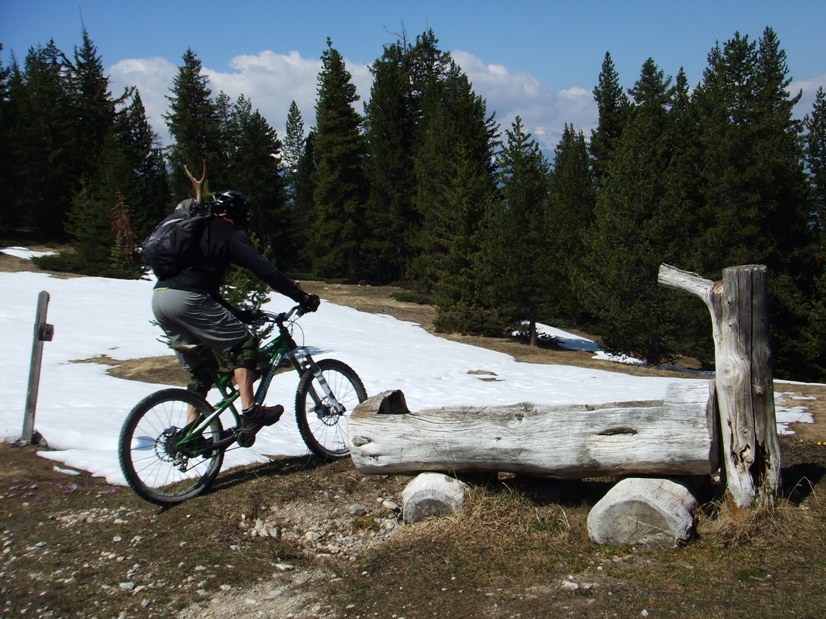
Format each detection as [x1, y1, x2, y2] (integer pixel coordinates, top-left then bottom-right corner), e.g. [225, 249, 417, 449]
[293, 347, 345, 415]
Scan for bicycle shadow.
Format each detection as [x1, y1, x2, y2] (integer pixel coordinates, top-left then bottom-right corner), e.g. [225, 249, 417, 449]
[205, 453, 332, 496]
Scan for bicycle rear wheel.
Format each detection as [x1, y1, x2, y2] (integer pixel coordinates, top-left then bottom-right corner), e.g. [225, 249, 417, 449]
[295, 358, 367, 460]
[118, 388, 224, 505]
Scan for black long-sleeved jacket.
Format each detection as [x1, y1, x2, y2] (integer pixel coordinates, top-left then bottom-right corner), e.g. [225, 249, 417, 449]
[155, 216, 305, 303]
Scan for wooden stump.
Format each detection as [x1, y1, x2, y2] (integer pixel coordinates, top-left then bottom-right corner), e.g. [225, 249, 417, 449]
[587, 478, 698, 548]
[402, 473, 468, 524]
[349, 382, 718, 478]
[659, 264, 782, 508]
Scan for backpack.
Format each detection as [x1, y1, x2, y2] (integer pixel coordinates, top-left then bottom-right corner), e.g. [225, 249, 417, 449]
[139, 198, 213, 279]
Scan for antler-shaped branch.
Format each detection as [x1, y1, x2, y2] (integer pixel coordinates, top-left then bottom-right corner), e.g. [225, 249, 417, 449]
[183, 160, 207, 203]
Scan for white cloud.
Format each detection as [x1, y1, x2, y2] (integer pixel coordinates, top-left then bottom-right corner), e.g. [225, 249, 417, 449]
[792, 73, 826, 117]
[451, 50, 597, 153]
[107, 48, 598, 155]
[206, 50, 322, 136]
[108, 50, 373, 148]
[109, 57, 177, 145]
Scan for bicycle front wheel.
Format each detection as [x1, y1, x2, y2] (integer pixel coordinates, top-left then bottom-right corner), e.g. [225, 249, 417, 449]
[118, 388, 225, 505]
[295, 358, 367, 460]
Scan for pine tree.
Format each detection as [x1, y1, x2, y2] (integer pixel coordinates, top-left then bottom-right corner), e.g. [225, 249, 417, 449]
[485, 117, 552, 345]
[65, 76, 166, 277]
[590, 52, 630, 191]
[11, 40, 74, 239]
[291, 130, 317, 274]
[693, 29, 813, 377]
[310, 38, 367, 281]
[754, 27, 810, 274]
[223, 95, 288, 265]
[66, 85, 168, 278]
[66, 175, 116, 269]
[661, 69, 703, 267]
[362, 39, 418, 282]
[802, 270, 826, 380]
[802, 84, 826, 382]
[61, 29, 130, 272]
[805, 87, 826, 244]
[411, 60, 497, 291]
[164, 49, 223, 198]
[6, 30, 169, 277]
[580, 58, 679, 364]
[548, 123, 595, 325]
[403, 30, 485, 290]
[0, 45, 16, 236]
[407, 29, 453, 115]
[757, 28, 819, 380]
[659, 68, 712, 363]
[410, 90, 454, 289]
[113, 89, 169, 235]
[692, 30, 809, 274]
[283, 100, 305, 204]
[433, 144, 501, 335]
[67, 29, 116, 184]
[282, 101, 310, 273]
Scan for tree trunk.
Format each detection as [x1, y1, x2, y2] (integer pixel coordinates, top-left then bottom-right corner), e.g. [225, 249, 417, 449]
[587, 477, 698, 548]
[401, 473, 468, 524]
[348, 382, 719, 478]
[658, 263, 782, 508]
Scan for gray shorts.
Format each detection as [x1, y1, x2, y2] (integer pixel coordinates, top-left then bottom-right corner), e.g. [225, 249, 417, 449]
[151, 288, 250, 371]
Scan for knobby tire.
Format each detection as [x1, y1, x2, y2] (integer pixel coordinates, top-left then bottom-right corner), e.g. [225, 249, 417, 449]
[118, 388, 224, 505]
[295, 359, 367, 460]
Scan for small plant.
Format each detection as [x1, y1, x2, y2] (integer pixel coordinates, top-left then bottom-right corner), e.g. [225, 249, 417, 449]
[530, 505, 570, 536]
[352, 515, 380, 533]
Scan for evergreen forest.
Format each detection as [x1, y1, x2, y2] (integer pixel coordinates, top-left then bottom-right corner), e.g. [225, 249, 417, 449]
[2, 27, 826, 381]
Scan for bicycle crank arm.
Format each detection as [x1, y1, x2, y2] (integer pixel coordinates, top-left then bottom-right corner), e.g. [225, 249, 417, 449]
[194, 432, 239, 455]
[214, 433, 239, 451]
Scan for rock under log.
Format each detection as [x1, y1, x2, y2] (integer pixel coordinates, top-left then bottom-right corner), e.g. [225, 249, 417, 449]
[401, 472, 469, 524]
[587, 477, 699, 548]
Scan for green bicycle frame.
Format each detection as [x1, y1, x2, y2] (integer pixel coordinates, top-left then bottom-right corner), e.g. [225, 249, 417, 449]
[177, 308, 342, 452]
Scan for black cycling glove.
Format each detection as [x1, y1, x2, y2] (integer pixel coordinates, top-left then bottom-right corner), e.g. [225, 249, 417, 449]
[299, 293, 320, 313]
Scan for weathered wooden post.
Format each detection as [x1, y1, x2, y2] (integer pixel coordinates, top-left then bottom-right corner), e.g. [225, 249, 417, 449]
[21, 290, 54, 445]
[658, 264, 781, 508]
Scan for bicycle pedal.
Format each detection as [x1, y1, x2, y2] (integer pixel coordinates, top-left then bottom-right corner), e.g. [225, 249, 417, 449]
[236, 429, 257, 448]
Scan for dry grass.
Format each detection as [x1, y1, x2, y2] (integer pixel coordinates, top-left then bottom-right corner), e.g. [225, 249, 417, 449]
[326, 449, 826, 618]
[697, 477, 824, 547]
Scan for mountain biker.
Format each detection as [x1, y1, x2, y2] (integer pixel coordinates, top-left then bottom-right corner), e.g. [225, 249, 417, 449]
[150, 189, 320, 440]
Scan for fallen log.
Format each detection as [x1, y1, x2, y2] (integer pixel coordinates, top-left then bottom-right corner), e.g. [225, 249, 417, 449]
[587, 477, 698, 548]
[349, 381, 719, 478]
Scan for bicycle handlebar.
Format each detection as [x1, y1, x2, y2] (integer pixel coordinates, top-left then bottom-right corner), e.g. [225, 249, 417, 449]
[257, 304, 303, 326]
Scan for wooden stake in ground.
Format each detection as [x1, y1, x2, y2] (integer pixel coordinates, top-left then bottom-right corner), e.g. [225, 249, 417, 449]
[658, 264, 782, 508]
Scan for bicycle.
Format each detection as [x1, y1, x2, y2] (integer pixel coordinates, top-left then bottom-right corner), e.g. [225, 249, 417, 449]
[117, 305, 367, 505]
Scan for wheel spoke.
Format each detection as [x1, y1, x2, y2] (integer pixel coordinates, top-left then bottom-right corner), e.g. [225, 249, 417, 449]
[295, 359, 366, 460]
[118, 389, 224, 505]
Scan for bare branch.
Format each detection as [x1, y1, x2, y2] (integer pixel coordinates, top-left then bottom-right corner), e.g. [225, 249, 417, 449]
[183, 160, 206, 202]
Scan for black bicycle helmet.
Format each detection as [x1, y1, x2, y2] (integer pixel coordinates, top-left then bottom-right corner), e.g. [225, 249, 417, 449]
[210, 190, 251, 226]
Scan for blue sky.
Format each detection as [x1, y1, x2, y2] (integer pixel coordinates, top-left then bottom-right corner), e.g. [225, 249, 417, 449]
[2, 0, 825, 151]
